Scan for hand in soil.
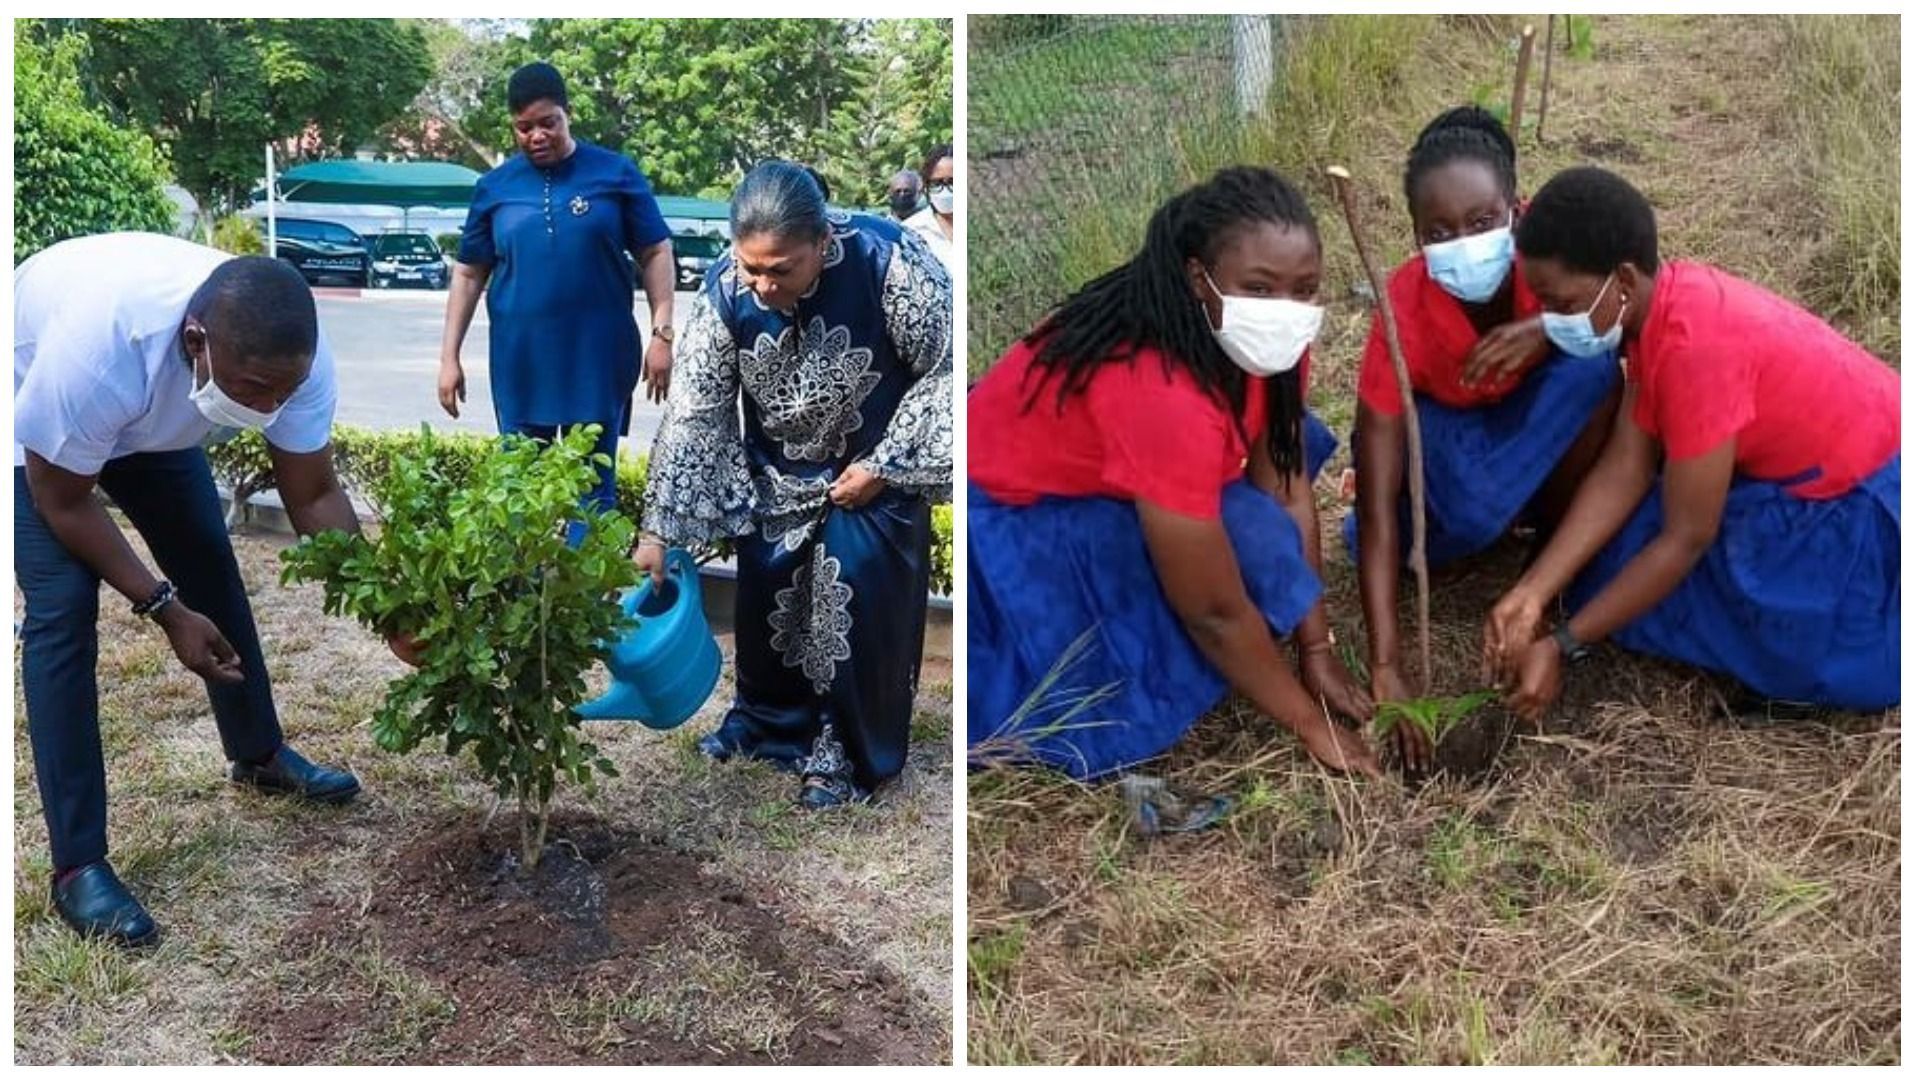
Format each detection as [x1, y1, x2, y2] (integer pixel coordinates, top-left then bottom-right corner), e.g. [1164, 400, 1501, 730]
[1302, 648, 1373, 725]
[1501, 637, 1563, 727]
[1462, 315, 1549, 387]
[1370, 663, 1432, 773]
[1295, 717, 1384, 780]
[1484, 585, 1547, 681]
[157, 602, 244, 684]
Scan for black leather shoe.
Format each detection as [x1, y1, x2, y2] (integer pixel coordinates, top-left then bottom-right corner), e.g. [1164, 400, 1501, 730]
[53, 862, 159, 948]
[230, 744, 361, 804]
[797, 774, 870, 810]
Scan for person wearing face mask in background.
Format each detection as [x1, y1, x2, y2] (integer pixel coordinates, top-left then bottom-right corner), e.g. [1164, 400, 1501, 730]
[439, 62, 677, 541]
[886, 169, 923, 222]
[967, 166, 1382, 781]
[1348, 107, 1622, 771]
[636, 160, 952, 810]
[1484, 166, 1899, 724]
[903, 144, 954, 270]
[13, 234, 413, 947]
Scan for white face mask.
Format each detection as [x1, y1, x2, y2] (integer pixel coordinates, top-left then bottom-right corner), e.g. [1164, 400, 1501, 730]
[928, 185, 954, 215]
[188, 329, 285, 431]
[1204, 271, 1322, 376]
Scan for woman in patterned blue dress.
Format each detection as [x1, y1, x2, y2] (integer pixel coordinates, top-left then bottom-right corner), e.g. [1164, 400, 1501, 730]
[638, 161, 953, 808]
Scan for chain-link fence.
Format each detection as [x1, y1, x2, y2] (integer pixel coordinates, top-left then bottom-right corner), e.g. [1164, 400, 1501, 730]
[969, 15, 1312, 376]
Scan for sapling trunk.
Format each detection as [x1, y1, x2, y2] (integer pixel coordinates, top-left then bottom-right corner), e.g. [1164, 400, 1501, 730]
[1509, 23, 1537, 137]
[1538, 15, 1556, 142]
[1327, 166, 1432, 693]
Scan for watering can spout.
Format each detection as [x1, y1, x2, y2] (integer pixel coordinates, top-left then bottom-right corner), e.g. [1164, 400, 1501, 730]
[575, 548, 722, 731]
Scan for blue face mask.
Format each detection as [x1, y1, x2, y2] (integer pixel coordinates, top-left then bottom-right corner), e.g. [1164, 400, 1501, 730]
[1540, 272, 1625, 358]
[1421, 216, 1514, 303]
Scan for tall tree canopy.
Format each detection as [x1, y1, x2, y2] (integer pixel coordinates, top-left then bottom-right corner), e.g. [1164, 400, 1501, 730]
[54, 18, 432, 214]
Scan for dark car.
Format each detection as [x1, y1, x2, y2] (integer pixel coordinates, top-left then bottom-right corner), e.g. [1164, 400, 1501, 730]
[272, 218, 371, 288]
[367, 231, 450, 290]
[671, 233, 729, 290]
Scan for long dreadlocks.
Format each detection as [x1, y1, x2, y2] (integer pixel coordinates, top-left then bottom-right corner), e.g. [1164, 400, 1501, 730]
[1021, 165, 1319, 480]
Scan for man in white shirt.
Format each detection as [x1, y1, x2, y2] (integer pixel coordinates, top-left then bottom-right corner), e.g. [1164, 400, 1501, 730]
[15, 232, 407, 947]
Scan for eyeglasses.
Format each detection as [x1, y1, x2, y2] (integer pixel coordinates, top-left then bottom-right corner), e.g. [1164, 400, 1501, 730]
[928, 181, 953, 193]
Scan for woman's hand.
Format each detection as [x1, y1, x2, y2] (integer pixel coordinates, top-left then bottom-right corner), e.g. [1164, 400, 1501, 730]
[1462, 317, 1550, 388]
[438, 357, 466, 419]
[1370, 661, 1433, 773]
[1294, 717, 1385, 779]
[1483, 585, 1548, 682]
[1301, 646, 1372, 725]
[828, 464, 887, 509]
[632, 539, 667, 585]
[643, 335, 673, 404]
[1501, 637, 1564, 727]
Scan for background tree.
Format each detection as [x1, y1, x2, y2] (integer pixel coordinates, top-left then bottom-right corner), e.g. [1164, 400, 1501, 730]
[14, 24, 176, 263]
[59, 19, 432, 215]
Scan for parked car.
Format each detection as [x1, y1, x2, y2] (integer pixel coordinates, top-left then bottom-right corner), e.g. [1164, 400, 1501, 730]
[367, 231, 451, 290]
[271, 218, 371, 288]
[670, 233, 729, 290]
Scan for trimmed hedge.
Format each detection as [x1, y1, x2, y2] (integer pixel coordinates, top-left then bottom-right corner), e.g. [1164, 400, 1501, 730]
[207, 425, 954, 595]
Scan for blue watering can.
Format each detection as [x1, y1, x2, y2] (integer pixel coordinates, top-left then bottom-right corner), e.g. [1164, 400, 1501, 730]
[575, 548, 722, 729]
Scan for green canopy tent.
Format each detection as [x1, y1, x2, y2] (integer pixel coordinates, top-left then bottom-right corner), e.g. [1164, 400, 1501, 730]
[263, 156, 483, 239]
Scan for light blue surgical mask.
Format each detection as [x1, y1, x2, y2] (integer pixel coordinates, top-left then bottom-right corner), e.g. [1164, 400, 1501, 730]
[1421, 215, 1514, 303]
[1539, 272, 1625, 358]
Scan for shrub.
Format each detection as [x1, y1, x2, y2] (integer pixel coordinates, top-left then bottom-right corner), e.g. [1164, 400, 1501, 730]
[211, 215, 264, 255]
[281, 426, 640, 869]
[207, 424, 955, 594]
[14, 26, 176, 264]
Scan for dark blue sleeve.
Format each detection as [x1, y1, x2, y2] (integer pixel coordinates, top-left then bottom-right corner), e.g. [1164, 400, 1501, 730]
[457, 172, 496, 267]
[621, 159, 673, 252]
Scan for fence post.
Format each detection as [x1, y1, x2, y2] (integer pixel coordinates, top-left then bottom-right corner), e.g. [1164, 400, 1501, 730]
[1232, 15, 1274, 119]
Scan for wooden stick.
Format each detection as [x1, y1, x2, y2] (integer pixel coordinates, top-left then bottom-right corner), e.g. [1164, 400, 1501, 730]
[1509, 23, 1537, 138]
[1538, 15, 1556, 143]
[1326, 166, 1431, 693]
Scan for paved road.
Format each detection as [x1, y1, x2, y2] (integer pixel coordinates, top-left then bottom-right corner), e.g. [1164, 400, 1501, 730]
[315, 286, 697, 451]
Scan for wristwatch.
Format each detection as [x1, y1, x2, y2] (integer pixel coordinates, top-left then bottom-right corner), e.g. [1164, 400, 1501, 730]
[1552, 623, 1591, 662]
[651, 324, 675, 343]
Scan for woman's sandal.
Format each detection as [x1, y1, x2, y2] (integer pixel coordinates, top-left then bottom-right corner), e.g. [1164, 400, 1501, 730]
[797, 773, 868, 810]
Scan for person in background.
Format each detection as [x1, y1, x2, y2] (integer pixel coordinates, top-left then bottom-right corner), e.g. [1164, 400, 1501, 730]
[887, 169, 923, 221]
[1485, 166, 1900, 722]
[967, 166, 1380, 781]
[14, 234, 409, 947]
[439, 61, 677, 536]
[638, 161, 953, 809]
[904, 144, 954, 269]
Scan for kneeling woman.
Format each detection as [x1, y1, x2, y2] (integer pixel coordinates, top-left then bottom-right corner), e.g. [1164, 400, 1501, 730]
[1486, 166, 1899, 718]
[1351, 108, 1620, 756]
[968, 166, 1382, 779]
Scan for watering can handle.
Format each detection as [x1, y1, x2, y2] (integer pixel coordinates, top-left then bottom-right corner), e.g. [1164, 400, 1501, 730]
[625, 547, 698, 616]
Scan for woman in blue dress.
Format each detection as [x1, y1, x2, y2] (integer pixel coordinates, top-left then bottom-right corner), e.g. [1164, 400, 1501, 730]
[637, 161, 953, 809]
[439, 62, 679, 525]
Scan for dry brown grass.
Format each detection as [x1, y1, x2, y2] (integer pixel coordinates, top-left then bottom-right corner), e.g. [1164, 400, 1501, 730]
[967, 15, 1900, 1065]
[13, 525, 952, 1064]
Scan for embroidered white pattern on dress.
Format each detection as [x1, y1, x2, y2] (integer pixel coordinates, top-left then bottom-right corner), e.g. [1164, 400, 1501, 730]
[767, 543, 854, 695]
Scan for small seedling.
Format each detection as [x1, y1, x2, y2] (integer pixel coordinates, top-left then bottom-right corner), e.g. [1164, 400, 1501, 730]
[1370, 690, 1496, 747]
